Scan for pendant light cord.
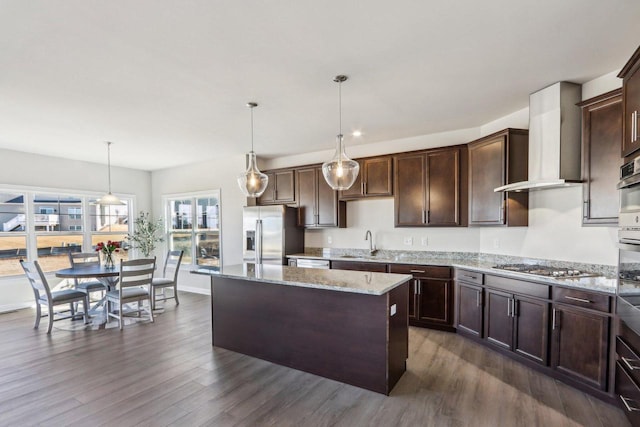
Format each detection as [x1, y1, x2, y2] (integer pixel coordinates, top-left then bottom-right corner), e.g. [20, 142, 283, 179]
[251, 106, 255, 153]
[338, 80, 342, 138]
[107, 141, 113, 193]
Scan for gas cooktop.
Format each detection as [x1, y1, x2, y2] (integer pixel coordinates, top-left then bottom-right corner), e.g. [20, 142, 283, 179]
[493, 263, 596, 278]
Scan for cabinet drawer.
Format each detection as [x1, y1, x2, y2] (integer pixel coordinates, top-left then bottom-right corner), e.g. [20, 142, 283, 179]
[553, 287, 610, 313]
[330, 260, 388, 273]
[616, 361, 640, 424]
[389, 264, 450, 278]
[485, 275, 550, 299]
[618, 336, 640, 386]
[454, 269, 483, 285]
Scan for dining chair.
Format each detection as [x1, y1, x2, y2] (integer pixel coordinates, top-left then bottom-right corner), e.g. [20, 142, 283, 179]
[106, 258, 156, 330]
[151, 250, 183, 310]
[69, 252, 106, 303]
[20, 260, 88, 334]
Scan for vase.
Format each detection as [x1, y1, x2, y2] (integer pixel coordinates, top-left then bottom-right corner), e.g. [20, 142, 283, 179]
[104, 253, 115, 269]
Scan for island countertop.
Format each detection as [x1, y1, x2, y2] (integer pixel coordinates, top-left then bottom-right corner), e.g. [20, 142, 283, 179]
[193, 263, 412, 296]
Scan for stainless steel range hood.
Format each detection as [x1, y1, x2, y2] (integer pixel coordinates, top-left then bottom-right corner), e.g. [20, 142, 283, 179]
[495, 82, 582, 192]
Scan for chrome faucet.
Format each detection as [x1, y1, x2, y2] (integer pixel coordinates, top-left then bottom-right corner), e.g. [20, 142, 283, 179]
[365, 230, 377, 255]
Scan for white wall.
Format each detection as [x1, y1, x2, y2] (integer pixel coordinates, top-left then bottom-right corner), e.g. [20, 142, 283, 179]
[150, 153, 247, 294]
[0, 148, 152, 312]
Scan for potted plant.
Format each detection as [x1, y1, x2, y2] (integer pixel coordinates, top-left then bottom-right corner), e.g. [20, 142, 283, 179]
[127, 212, 165, 257]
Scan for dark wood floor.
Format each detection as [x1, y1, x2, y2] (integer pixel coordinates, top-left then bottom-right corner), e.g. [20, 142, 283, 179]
[0, 292, 629, 427]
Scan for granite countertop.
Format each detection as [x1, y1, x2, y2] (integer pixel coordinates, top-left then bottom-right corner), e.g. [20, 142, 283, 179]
[193, 263, 412, 296]
[287, 251, 618, 295]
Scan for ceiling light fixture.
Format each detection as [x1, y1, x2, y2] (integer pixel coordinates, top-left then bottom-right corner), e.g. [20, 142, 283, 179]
[96, 141, 124, 206]
[322, 75, 359, 191]
[237, 102, 268, 198]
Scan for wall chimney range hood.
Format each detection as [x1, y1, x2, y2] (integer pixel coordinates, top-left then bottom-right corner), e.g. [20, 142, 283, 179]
[495, 82, 582, 192]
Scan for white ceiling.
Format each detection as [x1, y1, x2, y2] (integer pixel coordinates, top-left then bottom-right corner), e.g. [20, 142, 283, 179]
[1, 0, 639, 171]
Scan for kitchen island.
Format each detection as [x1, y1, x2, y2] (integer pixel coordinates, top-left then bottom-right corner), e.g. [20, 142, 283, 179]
[194, 264, 412, 395]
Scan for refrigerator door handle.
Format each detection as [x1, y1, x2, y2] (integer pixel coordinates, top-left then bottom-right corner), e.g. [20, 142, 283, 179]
[255, 219, 263, 264]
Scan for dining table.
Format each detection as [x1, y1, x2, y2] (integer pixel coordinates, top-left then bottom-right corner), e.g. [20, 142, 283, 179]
[56, 265, 120, 325]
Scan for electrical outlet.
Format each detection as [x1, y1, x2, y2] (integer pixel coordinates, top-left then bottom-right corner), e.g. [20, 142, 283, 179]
[327, 236, 332, 244]
[403, 236, 413, 246]
[493, 238, 500, 249]
[421, 236, 428, 246]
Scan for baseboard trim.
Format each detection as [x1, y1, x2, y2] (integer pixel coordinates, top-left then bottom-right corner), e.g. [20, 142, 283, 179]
[178, 286, 211, 296]
[0, 302, 31, 314]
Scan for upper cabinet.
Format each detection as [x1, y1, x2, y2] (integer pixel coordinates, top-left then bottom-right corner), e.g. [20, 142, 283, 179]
[339, 156, 393, 200]
[578, 89, 623, 226]
[296, 166, 346, 228]
[468, 129, 528, 226]
[394, 145, 468, 227]
[257, 169, 296, 205]
[619, 45, 640, 158]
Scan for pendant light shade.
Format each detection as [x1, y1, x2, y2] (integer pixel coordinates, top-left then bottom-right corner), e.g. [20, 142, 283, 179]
[96, 141, 125, 206]
[322, 75, 359, 191]
[237, 102, 269, 198]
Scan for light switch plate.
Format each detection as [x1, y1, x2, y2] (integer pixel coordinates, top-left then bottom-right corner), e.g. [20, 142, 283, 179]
[327, 236, 333, 244]
[403, 237, 413, 246]
[390, 304, 397, 316]
[421, 236, 428, 246]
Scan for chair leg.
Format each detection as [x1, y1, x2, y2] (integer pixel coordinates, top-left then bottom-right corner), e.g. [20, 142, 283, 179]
[84, 296, 89, 324]
[47, 306, 54, 334]
[151, 287, 156, 311]
[148, 298, 154, 323]
[174, 284, 180, 306]
[119, 301, 123, 331]
[34, 304, 41, 329]
[70, 302, 75, 317]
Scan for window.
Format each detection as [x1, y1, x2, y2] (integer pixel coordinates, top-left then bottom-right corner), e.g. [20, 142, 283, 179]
[0, 188, 133, 277]
[166, 191, 221, 269]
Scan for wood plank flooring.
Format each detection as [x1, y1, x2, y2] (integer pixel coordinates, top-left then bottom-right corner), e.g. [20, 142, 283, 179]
[0, 292, 630, 427]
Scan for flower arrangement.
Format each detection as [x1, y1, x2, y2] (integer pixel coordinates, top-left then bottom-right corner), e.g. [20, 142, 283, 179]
[126, 212, 164, 257]
[96, 240, 120, 268]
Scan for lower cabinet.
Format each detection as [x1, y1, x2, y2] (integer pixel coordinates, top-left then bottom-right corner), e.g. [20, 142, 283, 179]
[454, 268, 613, 400]
[550, 304, 609, 390]
[484, 288, 549, 365]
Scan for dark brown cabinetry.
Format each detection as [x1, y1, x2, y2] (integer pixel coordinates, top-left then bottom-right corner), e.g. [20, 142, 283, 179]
[389, 264, 453, 331]
[455, 269, 484, 338]
[550, 303, 609, 390]
[257, 169, 296, 205]
[339, 156, 393, 200]
[578, 90, 623, 225]
[330, 260, 387, 272]
[619, 45, 640, 158]
[617, 316, 640, 426]
[296, 167, 346, 228]
[468, 128, 528, 226]
[394, 145, 468, 227]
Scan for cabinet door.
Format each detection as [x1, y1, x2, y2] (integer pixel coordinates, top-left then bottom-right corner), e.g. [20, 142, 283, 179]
[456, 282, 483, 337]
[426, 148, 460, 226]
[394, 154, 426, 226]
[257, 172, 276, 205]
[364, 157, 393, 197]
[623, 67, 640, 157]
[469, 136, 506, 225]
[484, 289, 513, 350]
[316, 168, 341, 227]
[513, 296, 549, 365]
[551, 305, 609, 390]
[339, 160, 364, 199]
[581, 92, 622, 225]
[274, 170, 295, 203]
[417, 278, 452, 326]
[296, 168, 317, 227]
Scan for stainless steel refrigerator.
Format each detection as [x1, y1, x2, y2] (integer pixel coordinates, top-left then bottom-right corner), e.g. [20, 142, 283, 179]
[242, 205, 304, 265]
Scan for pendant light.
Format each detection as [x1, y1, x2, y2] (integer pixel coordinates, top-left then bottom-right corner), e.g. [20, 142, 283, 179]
[322, 75, 359, 191]
[237, 102, 269, 198]
[96, 141, 124, 206]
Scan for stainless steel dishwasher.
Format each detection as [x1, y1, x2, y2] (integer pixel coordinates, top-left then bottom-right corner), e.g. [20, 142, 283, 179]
[290, 258, 330, 269]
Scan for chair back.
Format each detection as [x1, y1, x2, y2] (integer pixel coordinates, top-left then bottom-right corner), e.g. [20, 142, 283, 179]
[69, 252, 100, 268]
[20, 260, 52, 303]
[162, 250, 184, 282]
[119, 258, 156, 293]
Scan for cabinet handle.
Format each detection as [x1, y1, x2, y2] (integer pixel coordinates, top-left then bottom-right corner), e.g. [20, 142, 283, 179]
[422, 210, 426, 223]
[513, 299, 518, 317]
[476, 290, 481, 307]
[507, 298, 511, 317]
[364, 182, 367, 194]
[621, 395, 640, 412]
[410, 269, 425, 274]
[564, 295, 592, 304]
[427, 210, 430, 223]
[622, 356, 640, 371]
[463, 274, 477, 280]
[583, 200, 589, 219]
[552, 308, 557, 330]
[634, 111, 638, 143]
[361, 182, 365, 194]
[416, 281, 421, 295]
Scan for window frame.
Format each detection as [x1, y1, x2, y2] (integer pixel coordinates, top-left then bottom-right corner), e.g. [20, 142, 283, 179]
[163, 189, 222, 270]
